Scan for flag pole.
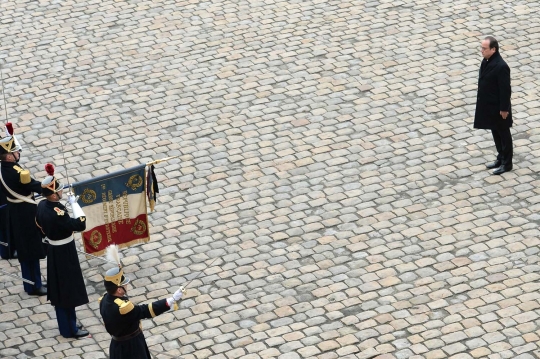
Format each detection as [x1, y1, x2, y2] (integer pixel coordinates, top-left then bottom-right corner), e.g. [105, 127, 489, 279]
[146, 155, 179, 166]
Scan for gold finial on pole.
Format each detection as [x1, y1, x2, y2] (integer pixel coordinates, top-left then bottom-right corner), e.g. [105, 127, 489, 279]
[146, 155, 180, 166]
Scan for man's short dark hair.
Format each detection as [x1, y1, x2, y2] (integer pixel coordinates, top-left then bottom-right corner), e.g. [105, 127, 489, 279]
[485, 36, 499, 52]
[106, 286, 118, 296]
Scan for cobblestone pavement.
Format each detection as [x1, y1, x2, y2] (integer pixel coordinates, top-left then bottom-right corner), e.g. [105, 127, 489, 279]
[1, 0, 540, 358]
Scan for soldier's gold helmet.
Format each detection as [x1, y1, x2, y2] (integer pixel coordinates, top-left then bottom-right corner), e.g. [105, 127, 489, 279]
[104, 267, 130, 292]
[41, 163, 64, 196]
[104, 244, 129, 292]
[0, 123, 21, 155]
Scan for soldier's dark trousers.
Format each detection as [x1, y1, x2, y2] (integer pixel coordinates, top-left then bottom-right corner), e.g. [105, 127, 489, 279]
[55, 306, 78, 338]
[21, 260, 43, 293]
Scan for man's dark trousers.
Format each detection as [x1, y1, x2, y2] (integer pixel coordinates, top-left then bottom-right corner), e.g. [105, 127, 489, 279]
[491, 124, 512, 167]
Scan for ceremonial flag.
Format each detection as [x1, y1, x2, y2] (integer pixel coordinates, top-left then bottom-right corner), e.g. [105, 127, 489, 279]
[72, 164, 150, 255]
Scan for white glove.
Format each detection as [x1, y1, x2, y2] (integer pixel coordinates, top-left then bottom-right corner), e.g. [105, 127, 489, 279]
[166, 286, 185, 307]
[67, 193, 79, 204]
[71, 202, 86, 219]
[173, 286, 185, 301]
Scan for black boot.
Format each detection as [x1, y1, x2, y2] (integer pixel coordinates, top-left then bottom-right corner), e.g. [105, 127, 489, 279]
[29, 287, 47, 296]
[73, 328, 89, 338]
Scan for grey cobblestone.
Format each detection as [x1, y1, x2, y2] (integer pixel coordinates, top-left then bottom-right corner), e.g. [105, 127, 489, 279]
[1, 0, 540, 358]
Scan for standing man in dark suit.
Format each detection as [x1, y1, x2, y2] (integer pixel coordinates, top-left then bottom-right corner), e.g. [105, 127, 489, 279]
[474, 36, 513, 175]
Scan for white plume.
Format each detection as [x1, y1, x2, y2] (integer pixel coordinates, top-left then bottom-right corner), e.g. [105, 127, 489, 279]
[105, 244, 121, 266]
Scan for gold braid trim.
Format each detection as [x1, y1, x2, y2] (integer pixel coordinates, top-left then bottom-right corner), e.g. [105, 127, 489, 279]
[149, 303, 156, 318]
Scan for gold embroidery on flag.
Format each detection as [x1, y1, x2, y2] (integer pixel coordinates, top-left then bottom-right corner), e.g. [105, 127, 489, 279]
[89, 230, 102, 249]
[81, 188, 97, 204]
[131, 219, 147, 235]
[126, 174, 143, 190]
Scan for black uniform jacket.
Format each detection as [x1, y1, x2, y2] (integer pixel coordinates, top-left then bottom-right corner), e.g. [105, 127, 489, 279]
[36, 200, 89, 308]
[474, 51, 512, 129]
[0, 189, 15, 258]
[0, 161, 46, 262]
[99, 294, 170, 359]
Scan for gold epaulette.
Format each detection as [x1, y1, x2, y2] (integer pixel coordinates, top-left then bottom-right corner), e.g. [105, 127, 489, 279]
[13, 165, 31, 184]
[98, 293, 105, 303]
[114, 298, 135, 315]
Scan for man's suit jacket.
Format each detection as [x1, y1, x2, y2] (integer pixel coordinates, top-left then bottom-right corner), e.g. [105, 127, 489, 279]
[474, 51, 512, 129]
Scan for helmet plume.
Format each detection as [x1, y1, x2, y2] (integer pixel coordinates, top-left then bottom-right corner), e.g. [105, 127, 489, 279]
[5, 122, 13, 136]
[105, 244, 122, 267]
[45, 163, 54, 176]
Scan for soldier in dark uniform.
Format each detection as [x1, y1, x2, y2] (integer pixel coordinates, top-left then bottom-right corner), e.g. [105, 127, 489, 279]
[0, 123, 46, 295]
[99, 260, 185, 359]
[35, 163, 89, 338]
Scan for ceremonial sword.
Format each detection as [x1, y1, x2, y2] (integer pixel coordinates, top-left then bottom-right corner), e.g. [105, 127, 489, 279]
[0, 268, 35, 285]
[34, 184, 72, 201]
[1, 65, 8, 123]
[41, 238, 117, 265]
[183, 255, 222, 290]
[0, 238, 115, 265]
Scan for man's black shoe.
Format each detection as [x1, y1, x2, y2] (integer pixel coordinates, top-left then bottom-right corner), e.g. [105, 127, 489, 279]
[486, 161, 501, 169]
[29, 287, 47, 296]
[493, 165, 512, 175]
[72, 329, 89, 339]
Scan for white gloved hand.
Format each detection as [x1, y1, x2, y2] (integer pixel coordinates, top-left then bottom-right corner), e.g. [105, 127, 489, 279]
[71, 200, 86, 219]
[173, 286, 186, 301]
[67, 193, 79, 205]
[166, 286, 186, 308]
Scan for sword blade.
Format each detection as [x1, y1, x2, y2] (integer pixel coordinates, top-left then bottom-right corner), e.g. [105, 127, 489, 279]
[59, 130, 71, 190]
[184, 256, 222, 290]
[34, 184, 72, 201]
[1, 67, 8, 123]
[0, 269, 35, 285]
[42, 237, 117, 265]
[76, 247, 117, 265]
